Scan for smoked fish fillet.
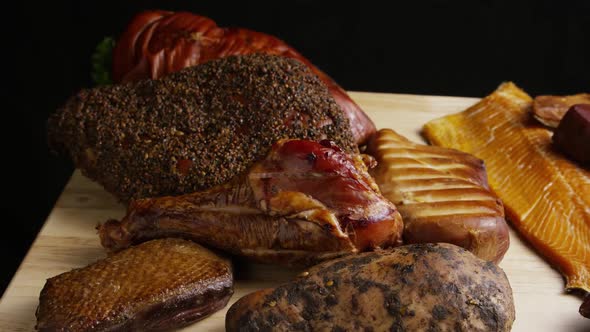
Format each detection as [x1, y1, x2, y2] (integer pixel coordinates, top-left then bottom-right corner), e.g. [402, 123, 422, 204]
[368, 129, 510, 263]
[423, 82, 590, 291]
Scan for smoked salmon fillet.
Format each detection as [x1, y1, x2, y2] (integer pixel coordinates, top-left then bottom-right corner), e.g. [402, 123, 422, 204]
[423, 82, 590, 291]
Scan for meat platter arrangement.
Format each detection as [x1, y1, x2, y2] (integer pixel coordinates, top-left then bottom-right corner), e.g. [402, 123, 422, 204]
[7, 9, 590, 331]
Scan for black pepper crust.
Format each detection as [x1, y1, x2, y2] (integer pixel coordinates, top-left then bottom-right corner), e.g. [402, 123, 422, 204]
[47, 54, 357, 202]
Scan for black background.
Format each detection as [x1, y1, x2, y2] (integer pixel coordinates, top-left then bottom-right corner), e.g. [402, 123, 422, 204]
[2, 1, 589, 295]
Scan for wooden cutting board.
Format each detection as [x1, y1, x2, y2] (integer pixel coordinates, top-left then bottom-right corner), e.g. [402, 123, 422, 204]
[0, 92, 587, 331]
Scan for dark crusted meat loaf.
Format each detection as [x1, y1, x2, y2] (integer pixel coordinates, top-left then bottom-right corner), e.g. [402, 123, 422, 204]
[226, 243, 515, 332]
[48, 54, 356, 202]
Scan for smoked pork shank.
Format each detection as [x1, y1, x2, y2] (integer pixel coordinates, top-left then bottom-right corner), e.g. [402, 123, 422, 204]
[100, 139, 403, 266]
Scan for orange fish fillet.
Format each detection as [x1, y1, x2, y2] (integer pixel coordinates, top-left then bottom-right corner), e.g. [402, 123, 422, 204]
[423, 82, 590, 291]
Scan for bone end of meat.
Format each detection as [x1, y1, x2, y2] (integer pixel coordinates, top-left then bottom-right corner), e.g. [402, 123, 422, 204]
[98, 219, 130, 251]
[99, 139, 403, 266]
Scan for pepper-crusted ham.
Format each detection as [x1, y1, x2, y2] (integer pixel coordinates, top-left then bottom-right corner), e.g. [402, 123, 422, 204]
[112, 10, 376, 145]
[49, 54, 357, 202]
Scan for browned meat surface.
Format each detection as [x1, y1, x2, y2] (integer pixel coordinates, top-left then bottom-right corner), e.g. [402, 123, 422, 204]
[36, 239, 233, 332]
[368, 129, 510, 263]
[99, 139, 403, 266]
[581, 295, 590, 318]
[48, 54, 356, 202]
[533, 93, 590, 127]
[226, 243, 515, 332]
[112, 10, 376, 145]
[553, 104, 590, 166]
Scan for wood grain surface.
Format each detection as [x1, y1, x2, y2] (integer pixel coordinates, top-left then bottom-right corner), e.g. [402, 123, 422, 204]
[0, 92, 587, 331]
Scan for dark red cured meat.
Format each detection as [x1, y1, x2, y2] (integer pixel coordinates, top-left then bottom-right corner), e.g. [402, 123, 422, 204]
[553, 104, 590, 166]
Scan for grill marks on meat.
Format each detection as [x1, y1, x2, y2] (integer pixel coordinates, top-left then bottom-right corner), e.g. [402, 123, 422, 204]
[112, 10, 376, 145]
[368, 128, 510, 263]
[36, 239, 233, 332]
[48, 54, 356, 202]
[226, 243, 515, 331]
[99, 139, 403, 266]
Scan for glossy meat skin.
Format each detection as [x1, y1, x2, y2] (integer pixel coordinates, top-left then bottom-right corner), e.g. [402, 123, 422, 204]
[424, 82, 590, 291]
[226, 243, 515, 331]
[49, 54, 356, 202]
[99, 139, 403, 266]
[112, 10, 376, 145]
[553, 104, 590, 166]
[533, 93, 590, 127]
[580, 295, 590, 318]
[368, 129, 509, 263]
[36, 239, 233, 332]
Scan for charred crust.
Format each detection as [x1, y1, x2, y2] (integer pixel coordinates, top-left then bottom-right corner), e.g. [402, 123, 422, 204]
[320, 311, 334, 321]
[400, 264, 414, 274]
[322, 223, 334, 232]
[426, 323, 441, 332]
[325, 294, 339, 306]
[432, 305, 448, 321]
[346, 254, 379, 271]
[389, 321, 404, 332]
[349, 295, 359, 315]
[228, 244, 513, 331]
[445, 283, 461, 295]
[292, 320, 311, 331]
[467, 282, 510, 330]
[384, 291, 402, 318]
[321, 260, 349, 274]
[482, 260, 501, 275]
